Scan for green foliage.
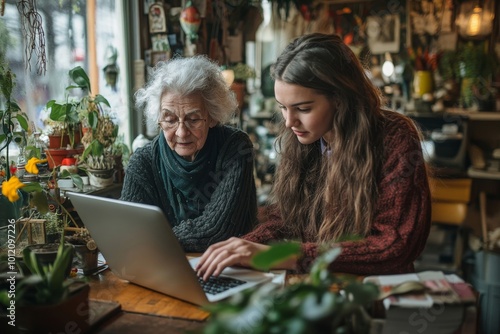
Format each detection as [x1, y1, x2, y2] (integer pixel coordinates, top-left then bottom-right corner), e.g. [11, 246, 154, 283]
[251, 242, 301, 271]
[0, 59, 30, 180]
[438, 51, 460, 82]
[0, 240, 75, 306]
[230, 62, 256, 82]
[45, 66, 110, 148]
[202, 245, 379, 334]
[457, 42, 498, 79]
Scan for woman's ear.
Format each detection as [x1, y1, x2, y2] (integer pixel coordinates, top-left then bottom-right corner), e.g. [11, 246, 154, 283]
[208, 117, 218, 128]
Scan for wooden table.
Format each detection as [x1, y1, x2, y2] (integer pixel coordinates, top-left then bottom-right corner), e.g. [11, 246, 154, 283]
[86, 268, 209, 333]
[82, 265, 478, 334]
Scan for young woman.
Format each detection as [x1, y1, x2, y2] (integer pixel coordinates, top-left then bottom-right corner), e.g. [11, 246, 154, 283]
[196, 33, 431, 278]
[121, 55, 257, 252]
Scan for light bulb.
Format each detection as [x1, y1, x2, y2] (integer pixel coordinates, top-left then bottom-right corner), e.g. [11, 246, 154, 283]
[382, 61, 394, 78]
[466, 6, 482, 36]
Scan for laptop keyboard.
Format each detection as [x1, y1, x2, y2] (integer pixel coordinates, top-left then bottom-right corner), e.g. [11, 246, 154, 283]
[198, 276, 247, 295]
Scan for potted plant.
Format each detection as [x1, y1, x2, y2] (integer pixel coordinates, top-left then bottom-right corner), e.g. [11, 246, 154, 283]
[228, 62, 255, 110]
[44, 66, 111, 169]
[201, 243, 379, 333]
[0, 57, 31, 226]
[0, 239, 90, 333]
[65, 227, 99, 275]
[456, 42, 499, 109]
[79, 95, 119, 188]
[437, 50, 461, 107]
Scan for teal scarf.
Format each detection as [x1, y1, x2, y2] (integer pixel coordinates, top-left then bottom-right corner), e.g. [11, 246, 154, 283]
[158, 129, 219, 222]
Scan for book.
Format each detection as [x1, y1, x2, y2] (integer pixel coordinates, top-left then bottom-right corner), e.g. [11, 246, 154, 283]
[364, 271, 477, 334]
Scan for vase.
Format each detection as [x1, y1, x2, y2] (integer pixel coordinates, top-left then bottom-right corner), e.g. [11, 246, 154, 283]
[413, 70, 433, 97]
[45, 147, 84, 170]
[231, 81, 246, 111]
[73, 244, 99, 274]
[87, 168, 114, 188]
[48, 130, 82, 149]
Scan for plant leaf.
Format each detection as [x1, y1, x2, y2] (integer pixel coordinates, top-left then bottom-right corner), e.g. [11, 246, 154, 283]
[344, 282, 379, 306]
[94, 94, 110, 107]
[31, 191, 50, 214]
[22, 183, 43, 193]
[309, 247, 341, 286]
[251, 242, 301, 271]
[69, 66, 91, 92]
[88, 110, 99, 128]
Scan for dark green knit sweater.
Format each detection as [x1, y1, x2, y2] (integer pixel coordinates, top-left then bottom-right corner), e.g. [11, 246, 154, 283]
[120, 126, 257, 252]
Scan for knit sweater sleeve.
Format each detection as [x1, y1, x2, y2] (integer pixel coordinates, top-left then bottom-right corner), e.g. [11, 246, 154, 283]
[172, 130, 258, 252]
[120, 143, 163, 207]
[245, 115, 431, 276]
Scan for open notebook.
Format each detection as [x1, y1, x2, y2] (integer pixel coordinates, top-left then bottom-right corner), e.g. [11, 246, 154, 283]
[68, 192, 276, 305]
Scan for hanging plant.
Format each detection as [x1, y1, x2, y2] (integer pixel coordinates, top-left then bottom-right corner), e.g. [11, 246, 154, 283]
[16, 0, 47, 75]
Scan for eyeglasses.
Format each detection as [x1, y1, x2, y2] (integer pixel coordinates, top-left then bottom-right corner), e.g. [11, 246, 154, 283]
[158, 117, 207, 131]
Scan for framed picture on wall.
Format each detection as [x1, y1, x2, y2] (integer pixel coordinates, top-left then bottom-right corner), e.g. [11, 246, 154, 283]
[149, 3, 167, 34]
[408, 0, 449, 51]
[151, 34, 170, 51]
[151, 51, 170, 65]
[366, 14, 400, 54]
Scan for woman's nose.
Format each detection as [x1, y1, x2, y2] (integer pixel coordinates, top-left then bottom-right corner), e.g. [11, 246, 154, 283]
[175, 122, 191, 137]
[284, 112, 297, 128]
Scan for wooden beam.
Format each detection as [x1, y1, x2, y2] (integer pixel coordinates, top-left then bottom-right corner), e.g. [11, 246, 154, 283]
[87, 0, 98, 95]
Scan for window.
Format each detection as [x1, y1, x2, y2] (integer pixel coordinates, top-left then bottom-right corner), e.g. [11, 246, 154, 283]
[0, 0, 131, 151]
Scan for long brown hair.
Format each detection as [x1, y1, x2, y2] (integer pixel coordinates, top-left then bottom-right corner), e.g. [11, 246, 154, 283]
[270, 33, 386, 243]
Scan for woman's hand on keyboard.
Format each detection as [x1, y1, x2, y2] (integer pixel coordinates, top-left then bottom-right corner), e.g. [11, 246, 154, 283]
[195, 237, 269, 281]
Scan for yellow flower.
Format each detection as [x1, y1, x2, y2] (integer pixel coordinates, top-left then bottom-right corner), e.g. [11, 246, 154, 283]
[25, 157, 48, 175]
[1, 176, 26, 202]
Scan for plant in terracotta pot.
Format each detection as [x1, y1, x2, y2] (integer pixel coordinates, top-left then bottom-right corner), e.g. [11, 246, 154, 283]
[228, 62, 255, 110]
[43, 66, 110, 169]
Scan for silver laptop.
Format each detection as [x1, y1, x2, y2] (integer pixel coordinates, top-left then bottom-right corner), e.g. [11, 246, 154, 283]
[67, 192, 273, 306]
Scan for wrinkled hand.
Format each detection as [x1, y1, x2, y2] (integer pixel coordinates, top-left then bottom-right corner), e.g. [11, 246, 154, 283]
[195, 237, 270, 281]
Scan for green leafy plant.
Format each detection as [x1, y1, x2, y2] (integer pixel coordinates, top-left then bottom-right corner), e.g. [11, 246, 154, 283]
[45, 66, 111, 148]
[0, 58, 29, 181]
[230, 62, 255, 82]
[456, 42, 499, 108]
[201, 243, 379, 334]
[0, 237, 74, 307]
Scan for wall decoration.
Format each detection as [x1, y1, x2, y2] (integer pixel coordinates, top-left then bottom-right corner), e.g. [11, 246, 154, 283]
[180, 1, 202, 43]
[103, 45, 119, 91]
[409, 0, 445, 51]
[151, 51, 170, 65]
[366, 14, 400, 54]
[149, 3, 167, 34]
[143, 0, 157, 15]
[152, 34, 170, 51]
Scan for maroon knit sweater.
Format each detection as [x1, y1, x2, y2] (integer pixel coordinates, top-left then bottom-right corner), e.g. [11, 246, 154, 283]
[244, 112, 431, 276]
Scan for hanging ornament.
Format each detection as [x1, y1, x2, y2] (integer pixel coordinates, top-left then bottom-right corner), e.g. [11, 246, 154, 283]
[180, 1, 202, 43]
[103, 45, 119, 92]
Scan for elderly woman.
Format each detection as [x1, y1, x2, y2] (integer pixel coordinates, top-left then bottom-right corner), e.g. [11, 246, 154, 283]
[121, 55, 257, 252]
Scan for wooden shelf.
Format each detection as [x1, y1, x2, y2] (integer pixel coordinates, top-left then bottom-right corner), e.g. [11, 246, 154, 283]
[467, 168, 500, 180]
[445, 108, 500, 121]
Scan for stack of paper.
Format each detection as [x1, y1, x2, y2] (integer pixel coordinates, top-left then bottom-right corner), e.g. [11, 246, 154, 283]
[364, 271, 476, 334]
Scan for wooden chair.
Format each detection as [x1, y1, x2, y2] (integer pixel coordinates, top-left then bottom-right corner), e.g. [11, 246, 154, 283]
[428, 177, 472, 272]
